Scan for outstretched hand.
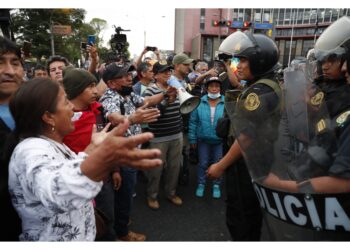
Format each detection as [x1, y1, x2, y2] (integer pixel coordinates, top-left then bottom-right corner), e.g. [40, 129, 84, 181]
[132, 103, 160, 124]
[90, 123, 111, 147]
[82, 119, 162, 182]
[103, 119, 162, 169]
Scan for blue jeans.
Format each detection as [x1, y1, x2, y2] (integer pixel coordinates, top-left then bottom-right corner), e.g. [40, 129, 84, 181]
[94, 167, 137, 240]
[114, 167, 137, 237]
[197, 140, 223, 185]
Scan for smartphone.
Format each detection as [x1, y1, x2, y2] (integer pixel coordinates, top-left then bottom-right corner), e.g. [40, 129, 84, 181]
[230, 57, 240, 73]
[219, 72, 227, 81]
[81, 42, 87, 50]
[88, 35, 96, 45]
[146, 46, 157, 52]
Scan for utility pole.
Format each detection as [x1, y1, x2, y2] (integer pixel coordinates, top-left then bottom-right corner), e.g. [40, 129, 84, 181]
[50, 21, 55, 56]
[49, 10, 55, 56]
[218, 8, 222, 44]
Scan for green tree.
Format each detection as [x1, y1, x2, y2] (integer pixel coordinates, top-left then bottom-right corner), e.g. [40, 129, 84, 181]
[11, 9, 125, 65]
[11, 9, 88, 63]
[89, 18, 107, 43]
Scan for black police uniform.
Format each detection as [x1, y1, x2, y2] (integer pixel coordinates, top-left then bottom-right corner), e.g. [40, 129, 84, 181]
[224, 75, 281, 240]
[316, 78, 350, 178]
[234, 77, 281, 180]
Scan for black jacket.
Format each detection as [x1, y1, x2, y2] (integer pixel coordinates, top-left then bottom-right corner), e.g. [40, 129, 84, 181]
[0, 118, 21, 241]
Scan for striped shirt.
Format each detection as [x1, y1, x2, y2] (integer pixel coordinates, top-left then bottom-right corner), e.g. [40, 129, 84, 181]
[143, 84, 183, 142]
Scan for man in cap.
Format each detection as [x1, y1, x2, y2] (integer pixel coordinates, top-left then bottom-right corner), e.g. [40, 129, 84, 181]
[0, 36, 25, 240]
[98, 62, 176, 241]
[142, 60, 184, 210]
[172, 53, 193, 89]
[171, 53, 194, 186]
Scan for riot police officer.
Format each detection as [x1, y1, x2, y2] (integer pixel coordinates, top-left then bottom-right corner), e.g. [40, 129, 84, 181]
[207, 30, 281, 240]
[222, 18, 350, 240]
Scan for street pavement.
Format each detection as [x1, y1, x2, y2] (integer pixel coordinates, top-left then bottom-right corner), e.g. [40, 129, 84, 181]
[129, 161, 231, 241]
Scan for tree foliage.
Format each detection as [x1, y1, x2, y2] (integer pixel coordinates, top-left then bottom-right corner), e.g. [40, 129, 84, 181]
[11, 9, 110, 64]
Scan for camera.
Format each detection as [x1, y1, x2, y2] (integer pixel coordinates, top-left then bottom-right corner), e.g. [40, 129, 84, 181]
[146, 46, 157, 52]
[81, 42, 87, 50]
[110, 26, 130, 54]
[218, 53, 232, 62]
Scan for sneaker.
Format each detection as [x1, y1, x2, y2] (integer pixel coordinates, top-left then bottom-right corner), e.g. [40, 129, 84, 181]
[195, 184, 205, 197]
[167, 195, 183, 206]
[147, 198, 160, 210]
[212, 184, 221, 199]
[118, 231, 146, 241]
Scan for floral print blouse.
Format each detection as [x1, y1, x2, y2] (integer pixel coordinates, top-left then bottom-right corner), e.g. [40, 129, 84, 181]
[8, 137, 102, 241]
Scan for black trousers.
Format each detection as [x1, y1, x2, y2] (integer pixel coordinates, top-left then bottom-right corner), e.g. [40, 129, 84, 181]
[225, 157, 263, 241]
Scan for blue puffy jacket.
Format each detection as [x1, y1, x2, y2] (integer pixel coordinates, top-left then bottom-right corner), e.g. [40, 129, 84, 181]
[188, 95, 225, 145]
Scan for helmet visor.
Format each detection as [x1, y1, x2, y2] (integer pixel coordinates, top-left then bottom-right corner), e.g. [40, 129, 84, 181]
[314, 16, 350, 63]
[219, 31, 255, 56]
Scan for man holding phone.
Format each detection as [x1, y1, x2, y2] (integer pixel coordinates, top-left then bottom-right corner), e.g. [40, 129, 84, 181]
[134, 46, 160, 68]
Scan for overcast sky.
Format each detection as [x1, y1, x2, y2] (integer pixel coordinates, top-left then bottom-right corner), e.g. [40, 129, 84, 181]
[6, 0, 349, 59]
[84, 8, 175, 58]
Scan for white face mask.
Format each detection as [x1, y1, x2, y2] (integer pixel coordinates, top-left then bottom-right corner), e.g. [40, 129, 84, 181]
[208, 92, 221, 99]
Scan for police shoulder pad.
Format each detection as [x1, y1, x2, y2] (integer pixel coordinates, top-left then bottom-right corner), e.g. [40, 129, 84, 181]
[336, 110, 350, 127]
[310, 91, 324, 106]
[316, 119, 327, 133]
[244, 92, 260, 111]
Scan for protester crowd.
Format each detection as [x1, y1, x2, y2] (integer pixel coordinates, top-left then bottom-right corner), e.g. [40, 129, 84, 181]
[1, 15, 350, 241]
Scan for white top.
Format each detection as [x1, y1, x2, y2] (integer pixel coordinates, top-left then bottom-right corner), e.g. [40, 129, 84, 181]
[8, 137, 103, 241]
[210, 106, 216, 125]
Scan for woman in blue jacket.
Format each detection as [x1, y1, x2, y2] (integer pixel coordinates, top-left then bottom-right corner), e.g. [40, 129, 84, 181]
[188, 77, 225, 198]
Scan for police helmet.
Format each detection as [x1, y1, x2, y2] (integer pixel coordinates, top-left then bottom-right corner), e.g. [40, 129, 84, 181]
[314, 16, 350, 64]
[218, 30, 279, 77]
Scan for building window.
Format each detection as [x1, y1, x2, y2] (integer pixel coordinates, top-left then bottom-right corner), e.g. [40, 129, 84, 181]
[238, 9, 244, 21]
[200, 9, 205, 31]
[279, 9, 285, 25]
[297, 9, 304, 24]
[203, 37, 213, 63]
[232, 9, 238, 20]
[273, 9, 279, 24]
[254, 9, 261, 22]
[302, 40, 315, 57]
[284, 40, 297, 67]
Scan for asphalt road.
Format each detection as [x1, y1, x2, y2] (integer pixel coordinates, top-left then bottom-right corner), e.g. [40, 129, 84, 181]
[129, 162, 231, 241]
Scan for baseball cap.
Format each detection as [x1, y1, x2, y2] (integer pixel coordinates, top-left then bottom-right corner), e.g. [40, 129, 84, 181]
[205, 76, 222, 86]
[172, 53, 194, 65]
[153, 59, 173, 74]
[102, 63, 135, 82]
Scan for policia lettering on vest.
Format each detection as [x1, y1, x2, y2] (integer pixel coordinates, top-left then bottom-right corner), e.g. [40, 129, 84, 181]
[211, 17, 350, 240]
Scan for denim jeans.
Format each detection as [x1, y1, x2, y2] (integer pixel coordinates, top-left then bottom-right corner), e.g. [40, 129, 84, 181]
[114, 167, 137, 237]
[94, 167, 137, 240]
[94, 179, 116, 241]
[197, 140, 223, 185]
